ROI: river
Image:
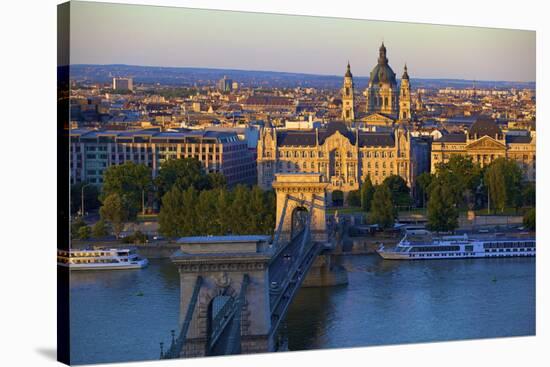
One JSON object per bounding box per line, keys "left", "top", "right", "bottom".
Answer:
{"left": 70, "top": 255, "right": 535, "bottom": 365}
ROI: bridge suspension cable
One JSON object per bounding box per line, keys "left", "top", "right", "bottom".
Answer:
{"left": 222, "top": 274, "right": 250, "bottom": 355}
{"left": 161, "top": 276, "right": 203, "bottom": 359}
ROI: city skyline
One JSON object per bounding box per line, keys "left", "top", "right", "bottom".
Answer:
{"left": 70, "top": 1, "right": 536, "bottom": 82}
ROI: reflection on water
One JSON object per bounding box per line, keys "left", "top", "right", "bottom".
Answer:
{"left": 70, "top": 256, "right": 535, "bottom": 364}
{"left": 285, "top": 255, "right": 535, "bottom": 351}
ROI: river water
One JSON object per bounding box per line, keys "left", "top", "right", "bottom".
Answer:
{"left": 70, "top": 255, "right": 535, "bottom": 365}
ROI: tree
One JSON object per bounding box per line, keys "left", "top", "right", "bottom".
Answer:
{"left": 522, "top": 182, "right": 536, "bottom": 207}
{"left": 158, "top": 187, "right": 185, "bottom": 238}
{"left": 180, "top": 186, "right": 199, "bottom": 236}
{"left": 77, "top": 225, "right": 91, "bottom": 240}
{"left": 248, "top": 186, "right": 267, "bottom": 233}
{"left": 101, "top": 162, "right": 152, "bottom": 219}
{"left": 99, "top": 193, "right": 128, "bottom": 238}
{"left": 435, "top": 155, "right": 482, "bottom": 209}
{"left": 383, "top": 175, "right": 411, "bottom": 207}
{"left": 426, "top": 180, "right": 458, "bottom": 232}
{"left": 216, "top": 188, "right": 233, "bottom": 235}
{"left": 484, "top": 158, "right": 523, "bottom": 212}
{"left": 369, "top": 185, "right": 396, "bottom": 229}
{"left": 71, "top": 217, "right": 87, "bottom": 239}
{"left": 523, "top": 208, "right": 535, "bottom": 231}
{"left": 229, "top": 185, "right": 251, "bottom": 234}
{"left": 122, "top": 230, "right": 148, "bottom": 244}
{"left": 155, "top": 158, "right": 210, "bottom": 200}
{"left": 360, "top": 175, "right": 375, "bottom": 212}
{"left": 416, "top": 172, "right": 433, "bottom": 208}
{"left": 195, "top": 189, "right": 220, "bottom": 235}
{"left": 347, "top": 190, "right": 361, "bottom": 207}
{"left": 262, "top": 190, "right": 276, "bottom": 236}
{"left": 207, "top": 172, "right": 227, "bottom": 189}
{"left": 92, "top": 219, "right": 109, "bottom": 238}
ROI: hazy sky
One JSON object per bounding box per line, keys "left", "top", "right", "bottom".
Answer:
{"left": 70, "top": 1, "right": 536, "bottom": 82}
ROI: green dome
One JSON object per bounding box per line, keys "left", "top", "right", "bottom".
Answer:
{"left": 369, "top": 43, "right": 397, "bottom": 86}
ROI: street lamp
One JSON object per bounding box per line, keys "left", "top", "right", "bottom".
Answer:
{"left": 81, "top": 183, "right": 92, "bottom": 218}
{"left": 142, "top": 188, "right": 146, "bottom": 216}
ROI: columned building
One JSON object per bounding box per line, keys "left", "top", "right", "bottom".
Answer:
{"left": 341, "top": 62, "right": 355, "bottom": 124}
{"left": 70, "top": 128, "right": 257, "bottom": 186}
{"left": 431, "top": 117, "right": 536, "bottom": 181}
{"left": 257, "top": 121, "right": 429, "bottom": 200}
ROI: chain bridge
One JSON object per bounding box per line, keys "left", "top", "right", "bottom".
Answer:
{"left": 160, "top": 173, "right": 347, "bottom": 359}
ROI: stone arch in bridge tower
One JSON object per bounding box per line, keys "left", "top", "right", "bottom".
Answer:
{"left": 172, "top": 236, "right": 274, "bottom": 358}
{"left": 272, "top": 173, "right": 330, "bottom": 243}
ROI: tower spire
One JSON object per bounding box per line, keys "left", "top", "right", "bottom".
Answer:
{"left": 402, "top": 63, "right": 409, "bottom": 80}
{"left": 378, "top": 42, "right": 388, "bottom": 65}
{"left": 345, "top": 61, "right": 352, "bottom": 77}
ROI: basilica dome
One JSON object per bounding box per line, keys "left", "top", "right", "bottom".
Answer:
{"left": 369, "top": 43, "right": 397, "bottom": 87}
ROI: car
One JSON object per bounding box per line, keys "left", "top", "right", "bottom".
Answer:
{"left": 270, "top": 281, "right": 281, "bottom": 292}
{"left": 153, "top": 235, "right": 164, "bottom": 241}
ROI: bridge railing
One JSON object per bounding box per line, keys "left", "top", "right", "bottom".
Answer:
{"left": 161, "top": 276, "right": 203, "bottom": 359}
{"left": 270, "top": 203, "right": 313, "bottom": 312}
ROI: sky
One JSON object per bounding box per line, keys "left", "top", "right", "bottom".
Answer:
{"left": 69, "top": 1, "right": 536, "bottom": 82}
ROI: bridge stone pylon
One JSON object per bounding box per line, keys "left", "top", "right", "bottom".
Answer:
{"left": 271, "top": 173, "right": 329, "bottom": 243}
{"left": 171, "top": 236, "right": 274, "bottom": 357}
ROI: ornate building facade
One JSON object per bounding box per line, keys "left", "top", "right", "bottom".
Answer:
{"left": 257, "top": 121, "right": 430, "bottom": 199}
{"left": 431, "top": 117, "right": 536, "bottom": 181}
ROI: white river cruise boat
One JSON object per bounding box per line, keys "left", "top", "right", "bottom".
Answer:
{"left": 57, "top": 247, "right": 149, "bottom": 270}
{"left": 377, "top": 232, "right": 535, "bottom": 260}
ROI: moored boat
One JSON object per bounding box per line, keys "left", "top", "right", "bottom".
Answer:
{"left": 377, "top": 231, "right": 535, "bottom": 260}
{"left": 57, "top": 247, "right": 149, "bottom": 270}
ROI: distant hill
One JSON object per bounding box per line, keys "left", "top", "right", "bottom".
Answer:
{"left": 68, "top": 64, "right": 536, "bottom": 91}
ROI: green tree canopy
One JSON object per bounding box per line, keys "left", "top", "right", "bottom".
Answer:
{"left": 155, "top": 158, "right": 211, "bottom": 199}
{"left": 435, "top": 155, "right": 482, "bottom": 208}
{"left": 92, "top": 219, "right": 109, "bottom": 238}
{"left": 383, "top": 175, "right": 411, "bottom": 207}
{"left": 416, "top": 172, "right": 433, "bottom": 208}
{"left": 158, "top": 185, "right": 275, "bottom": 239}
{"left": 346, "top": 190, "right": 361, "bottom": 207}
{"left": 101, "top": 162, "right": 152, "bottom": 219}
{"left": 369, "top": 184, "right": 396, "bottom": 229}
{"left": 360, "top": 175, "right": 375, "bottom": 212}
{"left": 484, "top": 158, "right": 523, "bottom": 212}
{"left": 207, "top": 172, "right": 227, "bottom": 189}
{"left": 158, "top": 186, "right": 185, "bottom": 238}
{"left": 99, "top": 193, "right": 128, "bottom": 238}
{"left": 522, "top": 182, "right": 536, "bottom": 207}
{"left": 71, "top": 217, "right": 87, "bottom": 239}
{"left": 77, "top": 225, "right": 91, "bottom": 240}
{"left": 523, "top": 208, "right": 535, "bottom": 231}
{"left": 426, "top": 180, "right": 459, "bottom": 232}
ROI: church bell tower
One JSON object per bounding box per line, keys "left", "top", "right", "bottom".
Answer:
{"left": 399, "top": 64, "right": 412, "bottom": 121}
{"left": 341, "top": 61, "right": 355, "bottom": 124}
